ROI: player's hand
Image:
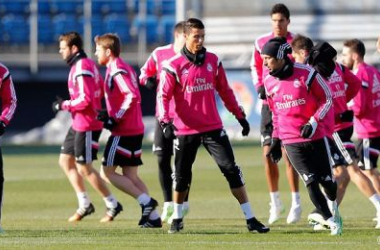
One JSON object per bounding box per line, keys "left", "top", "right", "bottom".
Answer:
{"left": 96, "top": 109, "right": 109, "bottom": 122}
{"left": 103, "top": 117, "right": 116, "bottom": 131}
{"left": 300, "top": 117, "right": 318, "bottom": 139}
{"left": 266, "top": 138, "right": 282, "bottom": 163}
{"left": 160, "top": 122, "right": 177, "bottom": 140}
{"left": 0, "top": 121, "right": 6, "bottom": 136}
{"left": 339, "top": 110, "right": 354, "bottom": 122}
{"left": 257, "top": 86, "right": 267, "bottom": 100}
{"left": 144, "top": 76, "right": 157, "bottom": 90}
{"left": 238, "top": 118, "right": 250, "bottom": 136}
{"left": 52, "top": 96, "right": 64, "bottom": 113}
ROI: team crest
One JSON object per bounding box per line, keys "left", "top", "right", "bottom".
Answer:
{"left": 294, "top": 79, "right": 301, "bottom": 88}
{"left": 207, "top": 63, "right": 213, "bottom": 72}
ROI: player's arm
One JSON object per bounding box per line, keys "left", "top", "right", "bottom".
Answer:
{"left": 0, "top": 72, "right": 17, "bottom": 125}
{"left": 157, "top": 68, "right": 175, "bottom": 124}
{"left": 310, "top": 72, "right": 333, "bottom": 122}
{"left": 61, "top": 74, "right": 92, "bottom": 112}
{"left": 341, "top": 64, "right": 361, "bottom": 102}
{"left": 139, "top": 53, "right": 158, "bottom": 89}
{"left": 250, "top": 44, "right": 266, "bottom": 99}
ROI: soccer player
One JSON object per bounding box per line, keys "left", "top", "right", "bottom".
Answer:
{"left": 262, "top": 37, "right": 342, "bottom": 235}
{"left": 0, "top": 61, "right": 17, "bottom": 233}
{"left": 250, "top": 3, "right": 301, "bottom": 224}
{"left": 94, "top": 33, "right": 161, "bottom": 228}
{"left": 293, "top": 36, "right": 380, "bottom": 229}
{"left": 139, "top": 21, "right": 189, "bottom": 223}
{"left": 342, "top": 39, "right": 380, "bottom": 199}
{"left": 158, "top": 18, "right": 269, "bottom": 234}
{"left": 52, "top": 31, "right": 122, "bottom": 222}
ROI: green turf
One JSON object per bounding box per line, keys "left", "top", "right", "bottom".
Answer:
{"left": 0, "top": 144, "right": 379, "bottom": 249}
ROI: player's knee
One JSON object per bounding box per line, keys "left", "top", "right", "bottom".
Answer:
{"left": 222, "top": 165, "right": 245, "bottom": 188}
{"left": 174, "top": 176, "right": 190, "bottom": 192}
{"left": 77, "top": 165, "right": 93, "bottom": 177}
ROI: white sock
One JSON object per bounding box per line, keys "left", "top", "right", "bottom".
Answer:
{"left": 291, "top": 192, "right": 300, "bottom": 207}
{"left": 103, "top": 194, "right": 118, "bottom": 208}
{"left": 183, "top": 201, "right": 189, "bottom": 211}
{"left": 172, "top": 203, "right": 183, "bottom": 219}
{"left": 137, "top": 193, "right": 151, "bottom": 206}
{"left": 163, "top": 201, "right": 173, "bottom": 209}
{"left": 149, "top": 210, "right": 160, "bottom": 220}
{"left": 369, "top": 194, "right": 380, "bottom": 214}
{"left": 240, "top": 202, "right": 255, "bottom": 219}
{"left": 269, "top": 191, "right": 281, "bottom": 206}
{"left": 77, "top": 192, "right": 90, "bottom": 208}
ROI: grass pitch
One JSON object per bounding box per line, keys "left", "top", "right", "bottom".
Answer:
{"left": 0, "top": 144, "right": 379, "bottom": 249}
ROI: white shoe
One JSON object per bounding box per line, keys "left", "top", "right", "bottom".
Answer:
{"left": 331, "top": 201, "right": 343, "bottom": 234}
{"left": 160, "top": 202, "right": 174, "bottom": 223}
{"left": 307, "top": 213, "right": 329, "bottom": 227}
{"left": 313, "top": 223, "right": 329, "bottom": 231}
{"left": 286, "top": 204, "right": 302, "bottom": 224}
{"left": 329, "top": 220, "right": 342, "bottom": 236}
{"left": 268, "top": 202, "right": 284, "bottom": 224}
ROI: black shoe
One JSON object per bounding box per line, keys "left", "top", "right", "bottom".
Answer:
{"left": 100, "top": 202, "right": 123, "bottom": 222}
{"left": 247, "top": 217, "right": 270, "bottom": 233}
{"left": 140, "top": 218, "right": 163, "bottom": 228}
{"left": 168, "top": 218, "right": 183, "bottom": 234}
{"left": 138, "top": 198, "right": 158, "bottom": 225}
{"left": 68, "top": 203, "right": 95, "bottom": 222}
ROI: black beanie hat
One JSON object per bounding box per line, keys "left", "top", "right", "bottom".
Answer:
{"left": 262, "top": 37, "right": 292, "bottom": 59}
{"left": 307, "top": 41, "right": 337, "bottom": 65}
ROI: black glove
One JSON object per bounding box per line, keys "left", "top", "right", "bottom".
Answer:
{"left": 339, "top": 110, "right": 354, "bottom": 122}
{"left": 266, "top": 138, "right": 282, "bottom": 163}
{"left": 238, "top": 118, "right": 250, "bottom": 136}
{"left": 0, "top": 121, "right": 6, "bottom": 136}
{"left": 96, "top": 109, "right": 116, "bottom": 131}
{"left": 257, "top": 86, "right": 267, "bottom": 100}
{"left": 144, "top": 76, "right": 157, "bottom": 90}
{"left": 300, "top": 122, "right": 317, "bottom": 138}
{"left": 52, "top": 96, "right": 64, "bottom": 113}
{"left": 160, "top": 122, "right": 177, "bottom": 140}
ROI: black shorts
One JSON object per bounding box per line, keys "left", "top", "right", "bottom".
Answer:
{"left": 153, "top": 119, "right": 173, "bottom": 156}
{"left": 260, "top": 104, "right": 273, "bottom": 146}
{"left": 102, "top": 134, "right": 144, "bottom": 167}
{"left": 329, "top": 133, "right": 353, "bottom": 168}
{"left": 174, "top": 129, "right": 245, "bottom": 189}
{"left": 61, "top": 127, "right": 101, "bottom": 164}
{"left": 283, "top": 138, "right": 333, "bottom": 186}
{"left": 336, "top": 126, "right": 358, "bottom": 161}
{"left": 356, "top": 137, "right": 380, "bottom": 170}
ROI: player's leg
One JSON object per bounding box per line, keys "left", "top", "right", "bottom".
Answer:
{"left": 357, "top": 138, "right": 380, "bottom": 194}
{"left": 168, "top": 134, "right": 199, "bottom": 233}
{"left": 153, "top": 120, "right": 174, "bottom": 222}
{"left": 202, "top": 129, "right": 269, "bottom": 233}
{"left": 261, "top": 104, "right": 283, "bottom": 224}
{"left": 74, "top": 130, "right": 120, "bottom": 221}
{"left": 283, "top": 152, "right": 302, "bottom": 224}
{"left": 59, "top": 127, "right": 93, "bottom": 222}
{"left": 0, "top": 147, "right": 4, "bottom": 233}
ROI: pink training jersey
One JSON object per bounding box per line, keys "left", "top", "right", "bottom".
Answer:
{"left": 351, "top": 62, "right": 380, "bottom": 138}
{"left": 61, "top": 57, "right": 104, "bottom": 132}
{"left": 104, "top": 57, "right": 144, "bottom": 136}
{"left": 158, "top": 50, "right": 244, "bottom": 135}
{"left": 139, "top": 44, "right": 177, "bottom": 118}
{"left": 265, "top": 63, "right": 333, "bottom": 145}
{"left": 328, "top": 63, "right": 360, "bottom": 132}
{"left": 0, "top": 63, "right": 17, "bottom": 125}
{"left": 250, "top": 31, "right": 295, "bottom": 104}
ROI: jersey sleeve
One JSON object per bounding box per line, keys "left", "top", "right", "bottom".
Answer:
{"left": 250, "top": 43, "right": 264, "bottom": 90}
{"left": 310, "top": 73, "right": 333, "bottom": 122}
{"left": 157, "top": 67, "right": 176, "bottom": 123}
{"left": 139, "top": 52, "right": 158, "bottom": 87}
{"left": 61, "top": 74, "right": 93, "bottom": 112}
{"left": 0, "top": 72, "right": 17, "bottom": 124}
{"left": 341, "top": 64, "right": 361, "bottom": 102}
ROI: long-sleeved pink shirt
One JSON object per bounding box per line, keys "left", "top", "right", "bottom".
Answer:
{"left": 139, "top": 44, "right": 177, "bottom": 118}
{"left": 265, "top": 63, "right": 333, "bottom": 144}
{"left": 61, "top": 57, "right": 104, "bottom": 132}
{"left": 351, "top": 62, "right": 380, "bottom": 138}
{"left": 104, "top": 57, "right": 144, "bottom": 136}
{"left": 158, "top": 50, "right": 244, "bottom": 135}
{"left": 0, "top": 63, "right": 17, "bottom": 125}
{"left": 250, "top": 32, "right": 295, "bottom": 104}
